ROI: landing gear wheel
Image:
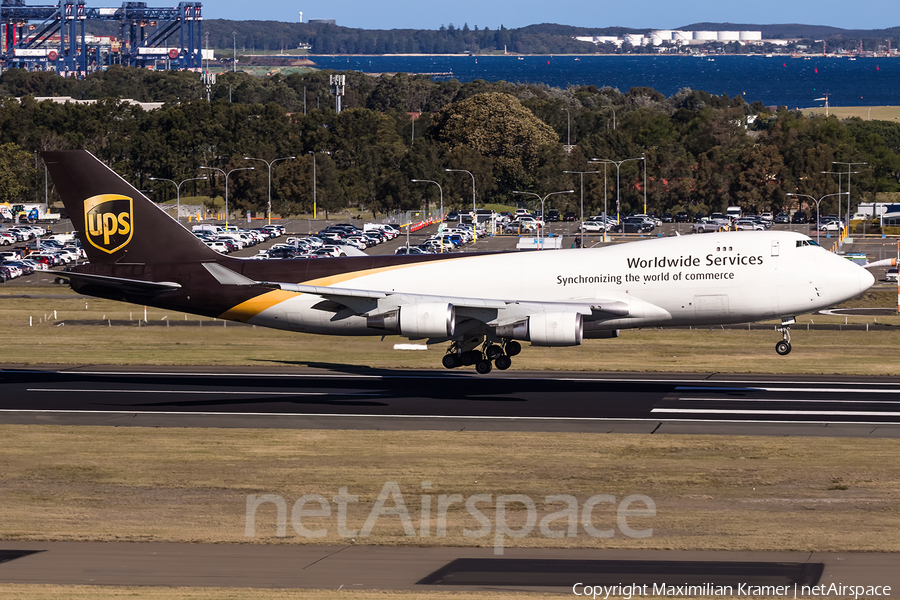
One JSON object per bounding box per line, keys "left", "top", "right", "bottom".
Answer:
{"left": 460, "top": 350, "right": 480, "bottom": 366}
{"left": 505, "top": 341, "right": 522, "bottom": 357}
{"left": 495, "top": 355, "right": 512, "bottom": 370}
{"left": 442, "top": 353, "right": 461, "bottom": 369}
{"left": 485, "top": 344, "right": 503, "bottom": 360}
{"left": 475, "top": 359, "right": 493, "bottom": 374}
{"left": 775, "top": 341, "right": 792, "bottom": 356}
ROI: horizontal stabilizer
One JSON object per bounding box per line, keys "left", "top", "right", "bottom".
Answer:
{"left": 57, "top": 271, "right": 181, "bottom": 295}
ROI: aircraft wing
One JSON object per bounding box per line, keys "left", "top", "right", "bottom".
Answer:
{"left": 201, "top": 261, "right": 632, "bottom": 320}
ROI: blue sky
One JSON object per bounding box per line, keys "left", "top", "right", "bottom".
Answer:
{"left": 206, "top": 0, "right": 896, "bottom": 31}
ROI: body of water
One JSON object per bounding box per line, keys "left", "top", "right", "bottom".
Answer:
{"left": 309, "top": 54, "right": 898, "bottom": 109}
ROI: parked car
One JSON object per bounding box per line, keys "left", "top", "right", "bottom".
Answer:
{"left": 692, "top": 219, "right": 730, "bottom": 233}
{"left": 886, "top": 268, "right": 899, "bottom": 283}
{"left": 674, "top": 211, "right": 690, "bottom": 223}
{"left": 774, "top": 212, "right": 790, "bottom": 224}
{"left": 563, "top": 211, "right": 576, "bottom": 222}
{"left": 546, "top": 209, "right": 561, "bottom": 222}
{"left": 791, "top": 212, "right": 808, "bottom": 224}
{"left": 578, "top": 221, "right": 606, "bottom": 233}
{"left": 395, "top": 246, "right": 428, "bottom": 255}
{"left": 734, "top": 219, "right": 765, "bottom": 231}
{"left": 616, "top": 218, "right": 653, "bottom": 234}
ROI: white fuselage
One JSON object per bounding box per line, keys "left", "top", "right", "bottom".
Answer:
{"left": 245, "top": 231, "right": 874, "bottom": 337}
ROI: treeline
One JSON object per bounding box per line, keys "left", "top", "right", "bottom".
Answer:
{"left": 0, "top": 66, "right": 898, "bottom": 219}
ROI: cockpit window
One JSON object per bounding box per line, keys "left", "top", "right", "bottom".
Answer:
{"left": 796, "top": 239, "right": 819, "bottom": 247}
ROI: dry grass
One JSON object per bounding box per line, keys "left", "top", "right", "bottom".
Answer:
{"left": 0, "top": 587, "right": 567, "bottom": 600}
{"left": 2, "top": 426, "right": 898, "bottom": 552}
{"left": 800, "top": 105, "right": 900, "bottom": 122}
{"left": 0, "top": 287, "right": 898, "bottom": 374}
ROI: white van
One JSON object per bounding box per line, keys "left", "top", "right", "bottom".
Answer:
{"left": 726, "top": 206, "right": 743, "bottom": 220}
{"left": 193, "top": 224, "right": 223, "bottom": 235}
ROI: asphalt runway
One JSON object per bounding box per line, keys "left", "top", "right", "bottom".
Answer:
{"left": 2, "top": 365, "right": 900, "bottom": 437}
{"left": 1, "top": 543, "right": 898, "bottom": 592}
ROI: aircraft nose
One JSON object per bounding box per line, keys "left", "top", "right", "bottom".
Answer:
{"left": 860, "top": 266, "right": 875, "bottom": 294}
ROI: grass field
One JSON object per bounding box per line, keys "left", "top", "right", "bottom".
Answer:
{"left": 0, "top": 587, "right": 566, "bottom": 599}
{"left": 800, "top": 105, "right": 900, "bottom": 121}
{"left": 2, "top": 426, "right": 898, "bottom": 552}
{"left": 0, "top": 287, "right": 898, "bottom": 373}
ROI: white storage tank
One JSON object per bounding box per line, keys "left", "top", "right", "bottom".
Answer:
{"left": 719, "top": 31, "right": 741, "bottom": 41}
{"left": 672, "top": 31, "right": 693, "bottom": 42}
{"left": 694, "top": 31, "right": 717, "bottom": 41}
{"left": 624, "top": 34, "right": 645, "bottom": 46}
{"left": 740, "top": 31, "right": 763, "bottom": 41}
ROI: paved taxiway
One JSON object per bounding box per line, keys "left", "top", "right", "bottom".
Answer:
{"left": 2, "top": 365, "right": 900, "bottom": 437}
{"left": 1, "top": 543, "right": 898, "bottom": 592}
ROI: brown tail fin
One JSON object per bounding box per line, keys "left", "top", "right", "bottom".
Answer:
{"left": 42, "top": 150, "right": 218, "bottom": 265}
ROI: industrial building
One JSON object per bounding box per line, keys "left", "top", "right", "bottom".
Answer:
{"left": 0, "top": 0, "right": 204, "bottom": 75}
{"left": 576, "top": 29, "right": 768, "bottom": 49}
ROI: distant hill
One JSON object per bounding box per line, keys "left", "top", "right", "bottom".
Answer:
{"left": 85, "top": 20, "right": 899, "bottom": 54}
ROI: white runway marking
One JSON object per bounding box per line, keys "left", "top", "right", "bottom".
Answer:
{"left": 677, "top": 397, "right": 900, "bottom": 404}
{"left": 654, "top": 408, "right": 900, "bottom": 417}
{"left": 25, "top": 388, "right": 376, "bottom": 396}
{"left": 675, "top": 386, "right": 900, "bottom": 394}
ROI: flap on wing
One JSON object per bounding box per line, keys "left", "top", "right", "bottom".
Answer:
{"left": 58, "top": 271, "right": 181, "bottom": 295}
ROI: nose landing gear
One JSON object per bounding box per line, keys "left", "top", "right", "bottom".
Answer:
{"left": 775, "top": 317, "right": 795, "bottom": 356}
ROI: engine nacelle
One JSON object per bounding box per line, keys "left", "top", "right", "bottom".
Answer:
{"left": 495, "top": 312, "right": 583, "bottom": 347}
{"left": 366, "top": 303, "right": 455, "bottom": 338}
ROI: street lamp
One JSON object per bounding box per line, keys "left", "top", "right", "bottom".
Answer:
{"left": 832, "top": 161, "right": 867, "bottom": 231}
{"left": 308, "top": 151, "right": 330, "bottom": 220}
{"left": 445, "top": 168, "right": 475, "bottom": 240}
{"left": 560, "top": 107, "right": 571, "bottom": 147}
{"left": 411, "top": 179, "right": 443, "bottom": 252}
{"left": 200, "top": 166, "right": 254, "bottom": 230}
{"left": 243, "top": 155, "right": 296, "bottom": 225}
{"left": 563, "top": 170, "right": 599, "bottom": 248}
{"left": 149, "top": 175, "right": 207, "bottom": 223}
{"left": 590, "top": 156, "right": 644, "bottom": 224}
{"left": 512, "top": 190, "right": 574, "bottom": 248}
{"left": 786, "top": 192, "right": 848, "bottom": 245}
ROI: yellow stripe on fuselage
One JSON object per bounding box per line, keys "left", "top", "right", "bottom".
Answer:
{"left": 216, "top": 257, "right": 466, "bottom": 322}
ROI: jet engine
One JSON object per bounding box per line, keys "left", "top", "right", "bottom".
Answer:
{"left": 495, "top": 312, "right": 583, "bottom": 346}
{"left": 366, "top": 303, "right": 456, "bottom": 338}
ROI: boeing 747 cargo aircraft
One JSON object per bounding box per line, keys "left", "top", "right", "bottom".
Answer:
{"left": 44, "top": 151, "right": 874, "bottom": 374}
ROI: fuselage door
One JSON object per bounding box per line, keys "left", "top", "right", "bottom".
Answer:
{"left": 771, "top": 240, "right": 780, "bottom": 257}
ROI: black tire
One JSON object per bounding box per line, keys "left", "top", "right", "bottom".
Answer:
{"left": 505, "top": 341, "right": 522, "bottom": 357}
{"left": 485, "top": 344, "right": 503, "bottom": 360}
{"left": 495, "top": 355, "right": 512, "bottom": 370}
{"left": 475, "top": 360, "right": 493, "bottom": 374}
{"left": 775, "top": 341, "right": 792, "bottom": 356}
{"left": 442, "top": 354, "right": 460, "bottom": 369}
{"left": 460, "top": 350, "right": 480, "bottom": 366}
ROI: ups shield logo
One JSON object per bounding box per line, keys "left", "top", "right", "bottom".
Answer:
{"left": 84, "top": 194, "right": 133, "bottom": 254}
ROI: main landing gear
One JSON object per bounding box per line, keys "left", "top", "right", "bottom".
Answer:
{"left": 775, "top": 317, "right": 795, "bottom": 356}
{"left": 442, "top": 338, "right": 522, "bottom": 373}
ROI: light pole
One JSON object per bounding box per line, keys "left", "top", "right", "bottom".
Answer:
{"left": 591, "top": 156, "right": 644, "bottom": 224}
{"left": 243, "top": 155, "right": 296, "bottom": 225}
{"left": 602, "top": 106, "right": 616, "bottom": 130}
{"left": 786, "top": 192, "right": 848, "bottom": 245}
{"left": 200, "top": 166, "right": 254, "bottom": 230}
{"left": 563, "top": 170, "right": 599, "bottom": 248}
{"left": 444, "top": 168, "right": 475, "bottom": 239}
{"left": 308, "top": 151, "right": 329, "bottom": 220}
{"left": 411, "top": 179, "right": 443, "bottom": 252}
{"left": 512, "top": 190, "right": 574, "bottom": 248}
{"left": 833, "top": 161, "right": 867, "bottom": 231}
{"left": 149, "top": 175, "right": 207, "bottom": 223}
